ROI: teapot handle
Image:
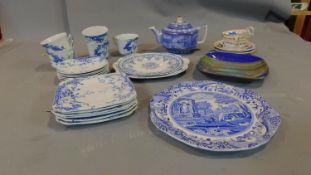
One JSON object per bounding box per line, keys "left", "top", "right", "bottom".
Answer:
{"left": 68, "top": 34, "right": 74, "bottom": 47}
{"left": 197, "top": 24, "right": 208, "bottom": 44}
{"left": 247, "top": 26, "right": 255, "bottom": 36}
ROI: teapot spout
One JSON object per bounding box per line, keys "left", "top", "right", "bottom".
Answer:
{"left": 149, "top": 26, "right": 162, "bottom": 44}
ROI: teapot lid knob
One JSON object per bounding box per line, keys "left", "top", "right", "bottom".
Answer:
{"left": 177, "top": 16, "right": 184, "bottom": 23}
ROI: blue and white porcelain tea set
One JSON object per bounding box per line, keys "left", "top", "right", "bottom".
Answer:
{"left": 40, "top": 17, "right": 280, "bottom": 152}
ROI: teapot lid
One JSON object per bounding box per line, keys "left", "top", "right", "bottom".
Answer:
{"left": 163, "top": 17, "right": 197, "bottom": 34}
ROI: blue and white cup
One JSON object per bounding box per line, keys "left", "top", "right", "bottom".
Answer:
{"left": 82, "top": 26, "right": 109, "bottom": 58}
{"left": 40, "top": 32, "right": 74, "bottom": 66}
{"left": 113, "top": 34, "right": 138, "bottom": 55}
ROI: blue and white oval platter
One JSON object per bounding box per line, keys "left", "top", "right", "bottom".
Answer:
{"left": 150, "top": 81, "right": 281, "bottom": 152}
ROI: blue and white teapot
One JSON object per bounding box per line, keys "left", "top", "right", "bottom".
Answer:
{"left": 149, "top": 16, "right": 208, "bottom": 54}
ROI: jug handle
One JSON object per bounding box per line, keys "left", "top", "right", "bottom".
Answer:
{"left": 68, "top": 34, "right": 74, "bottom": 47}
{"left": 197, "top": 24, "right": 208, "bottom": 44}
{"left": 112, "top": 36, "right": 118, "bottom": 46}
{"left": 247, "top": 26, "right": 255, "bottom": 36}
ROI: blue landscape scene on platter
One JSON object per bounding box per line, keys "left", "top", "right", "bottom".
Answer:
{"left": 150, "top": 80, "right": 281, "bottom": 151}
{"left": 170, "top": 92, "right": 253, "bottom": 137}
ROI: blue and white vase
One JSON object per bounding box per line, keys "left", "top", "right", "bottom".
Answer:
{"left": 149, "top": 16, "right": 208, "bottom": 54}
{"left": 82, "top": 26, "right": 109, "bottom": 58}
{"left": 113, "top": 34, "right": 138, "bottom": 55}
{"left": 40, "top": 32, "right": 74, "bottom": 67}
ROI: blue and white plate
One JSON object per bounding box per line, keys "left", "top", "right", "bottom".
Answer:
{"left": 114, "top": 57, "right": 190, "bottom": 79}
{"left": 55, "top": 55, "right": 108, "bottom": 75}
{"left": 150, "top": 81, "right": 281, "bottom": 152}
{"left": 52, "top": 73, "right": 136, "bottom": 114}
{"left": 53, "top": 99, "right": 138, "bottom": 118}
{"left": 56, "top": 64, "right": 109, "bottom": 80}
{"left": 114, "top": 53, "right": 185, "bottom": 78}
{"left": 55, "top": 106, "right": 137, "bottom": 126}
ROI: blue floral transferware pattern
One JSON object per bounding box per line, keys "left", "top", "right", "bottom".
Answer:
{"left": 52, "top": 73, "right": 136, "bottom": 113}
{"left": 123, "top": 38, "right": 138, "bottom": 53}
{"left": 114, "top": 53, "right": 185, "bottom": 77}
{"left": 150, "top": 81, "right": 281, "bottom": 152}
{"left": 55, "top": 55, "right": 108, "bottom": 75}
{"left": 84, "top": 34, "right": 109, "bottom": 58}
{"left": 42, "top": 43, "right": 74, "bottom": 64}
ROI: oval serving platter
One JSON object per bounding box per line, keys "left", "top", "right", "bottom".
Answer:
{"left": 150, "top": 81, "right": 281, "bottom": 152}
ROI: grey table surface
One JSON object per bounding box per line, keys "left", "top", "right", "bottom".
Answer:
{"left": 1, "top": 21, "right": 311, "bottom": 175}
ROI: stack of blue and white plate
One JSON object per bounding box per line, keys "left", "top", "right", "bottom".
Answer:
{"left": 55, "top": 55, "right": 109, "bottom": 80}
{"left": 113, "top": 53, "right": 189, "bottom": 79}
{"left": 52, "top": 73, "right": 138, "bottom": 125}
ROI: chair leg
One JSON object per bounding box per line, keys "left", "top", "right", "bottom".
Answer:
{"left": 294, "top": 15, "right": 306, "bottom": 36}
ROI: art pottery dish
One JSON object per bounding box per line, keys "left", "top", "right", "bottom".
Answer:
{"left": 52, "top": 73, "right": 138, "bottom": 125}
{"left": 113, "top": 53, "right": 190, "bottom": 79}
{"left": 197, "top": 51, "right": 269, "bottom": 80}
{"left": 149, "top": 16, "right": 208, "bottom": 54}
{"left": 150, "top": 81, "right": 281, "bottom": 152}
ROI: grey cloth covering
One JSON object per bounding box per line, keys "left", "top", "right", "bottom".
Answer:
{"left": 1, "top": 0, "right": 311, "bottom": 175}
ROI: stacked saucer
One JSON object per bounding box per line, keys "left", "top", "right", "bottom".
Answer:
{"left": 113, "top": 53, "right": 190, "bottom": 79}
{"left": 197, "top": 51, "right": 269, "bottom": 80}
{"left": 52, "top": 73, "right": 138, "bottom": 125}
{"left": 213, "top": 26, "right": 256, "bottom": 53}
{"left": 55, "top": 55, "right": 109, "bottom": 80}
{"left": 213, "top": 40, "right": 256, "bottom": 53}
